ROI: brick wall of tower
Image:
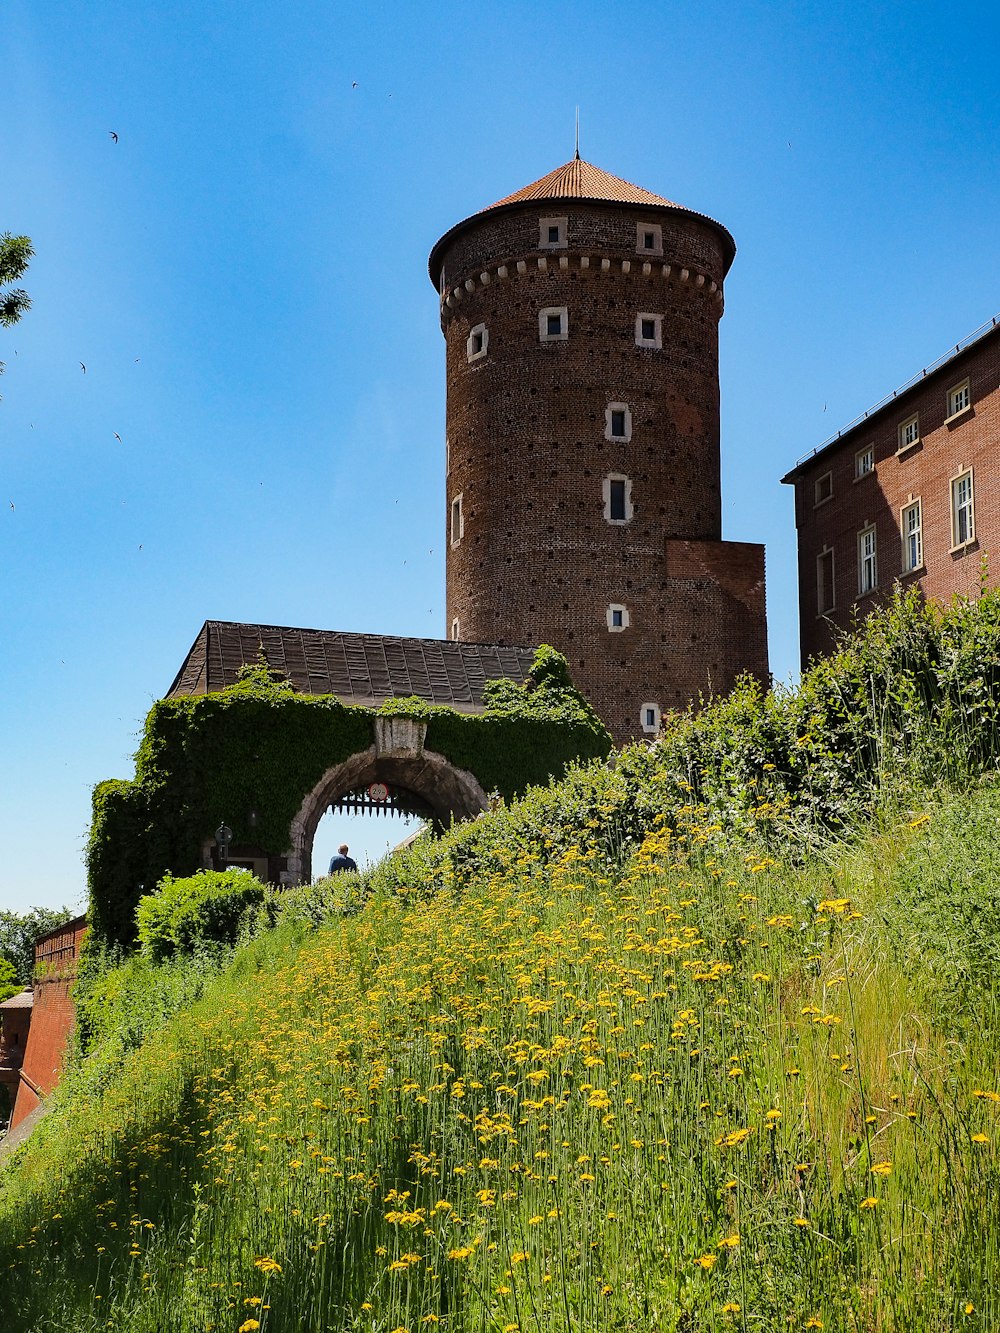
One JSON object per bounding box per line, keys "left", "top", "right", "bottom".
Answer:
{"left": 787, "top": 324, "right": 1000, "bottom": 665}
{"left": 436, "top": 198, "right": 768, "bottom": 743}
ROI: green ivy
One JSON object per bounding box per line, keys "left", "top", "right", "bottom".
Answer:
{"left": 86, "top": 647, "right": 610, "bottom": 949}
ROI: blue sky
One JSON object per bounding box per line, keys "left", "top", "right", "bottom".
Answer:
{"left": 3, "top": 0, "right": 999, "bottom": 912}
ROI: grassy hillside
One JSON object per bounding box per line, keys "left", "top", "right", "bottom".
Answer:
{"left": 2, "top": 588, "right": 1000, "bottom": 1332}
{"left": 2, "top": 784, "right": 1000, "bottom": 1331}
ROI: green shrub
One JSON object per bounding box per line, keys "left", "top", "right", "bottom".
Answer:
{"left": 136, "top": 869, "right": 270, "bottom": 962}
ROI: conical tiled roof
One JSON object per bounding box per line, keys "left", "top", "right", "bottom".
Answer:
{"left": 487, "top": 157, "right": 681, "bottom": 210}
{"left": 429, "top": 157, "right": 734, "bottom": 280}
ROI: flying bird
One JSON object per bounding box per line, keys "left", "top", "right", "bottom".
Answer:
{"left": 114, "top": 432, "right": 122, "bottom": 443}
{"left": 109, "top": 131, "right": 118, "bottom": 143}
{"left": 352, "top": 81, "right": 358, "bottom": 88}
{"left": 80, "top": 362, "right": 86, "bottom": 373}
{"left": 8, "top": 501, "right": 13, "bottom": 511}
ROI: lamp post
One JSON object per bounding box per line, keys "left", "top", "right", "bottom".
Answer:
{"left": 215, "top": 822, "right": 233, "bottom": 862}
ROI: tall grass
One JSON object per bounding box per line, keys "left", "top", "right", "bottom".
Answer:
{"left": 2, "top": 786, "right": 999, "bottom": 1331}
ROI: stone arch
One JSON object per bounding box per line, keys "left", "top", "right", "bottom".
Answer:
{"left": 286, "top": 718, "right": 488, "bottom": 883}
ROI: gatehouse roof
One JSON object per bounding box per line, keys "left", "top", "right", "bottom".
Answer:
{"left": 166, "top": 621, "right": 538, "bottom": 713}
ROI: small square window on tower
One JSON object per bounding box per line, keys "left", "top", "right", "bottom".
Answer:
{"left": 636, "top": 222, "right": 663, "bottom": 255}
{"left": 603, "top": 474, "right": 633, "bottom": 524}
{"left": 539, "top": 307, "right": 569, "bottom": 342}
{"left": 450, "top": 493, "right": 464, "bottom": 547}
{"left": 466, "top": 323, "right": 489, "bottom": 363}
{"left": 539, "top": 216, "right": 568, "bottom": 249}
{"left": 640, "top": 702, "right": 661, "bottom": 734}
{"left": 605, "top": 402, "right": 633, "bottom": 442}
{"left": 947, "top": 378, "right": 971, "bottom": 420}
{"left": 606, "top": 603, "right": 630, "bottom": 632}
{"left": 635, "top": 313, "right": 663, "bottom": 349}
{"left": 813, "top": 471, "right": 833, "bottom": 506}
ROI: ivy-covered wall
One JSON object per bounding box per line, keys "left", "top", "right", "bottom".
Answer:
{"left": 87, "top": 647, "right": 611, "bottom": 948}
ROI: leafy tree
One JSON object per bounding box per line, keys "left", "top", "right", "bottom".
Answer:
{"left": 0, "top": 907, "right": 75, "bottom": 986}
{"left": 0, "top": 232, "right": 33, "bottom": 390}
{"left": 0, "top": 957, "right": 18, "bottom": 1004}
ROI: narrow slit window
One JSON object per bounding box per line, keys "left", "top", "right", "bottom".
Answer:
{"left": 951, "top": 470, "right": 975, "bottom": 547}
{"left": 816, "top": 548, "right": 835, "bottom": 613}
{"left": 450, "top": 494, "right": 464, "bottom": 547}
{"left": 901, "top": 500, "right": 922, "bottom": 572}
{"left": 605, "top": 403, "right": 632, "bottom": 441}
{"left": 640, "top": 702, "right": 661, "bottom": 734}
{"left": 858, "top": 525, "right": 877, "bottom": 595}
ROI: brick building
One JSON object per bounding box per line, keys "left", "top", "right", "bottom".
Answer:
{"left": 783, "top": 315, "right": 1000, "bottom": 664}
{"left": 429, "top": 156, "right": 768, "bottom": 743}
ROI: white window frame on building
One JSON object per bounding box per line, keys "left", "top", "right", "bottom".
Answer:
{"left": 900, "top": 498, "right": 923, "bottom": 573}
{"left": 451, "top": 618, "right": 460, "bottom": 641}
{"left": 539, "top": 307, "right": 569, "bottom": 342}
{"left": 445, "top": 437, "right": 450, "bottom": 477}
{"left": 857, "top": 524, "right": 878, "bottom": 596}
{"left": 606, "top": 603, "right": 630, "bottom": 632}
{"left": 466, "top": 323, "right": 489, "bottom": 363}
{"left": 450, "top": 493, "right": 464, "bottom": 547}
{"left": 946, "top": 378, "right": 971, "bottom": 420}
{"left": 605, "top": 402, "right": 633, "bottom": 442}
{"left": 897, "top": 413, "right": 920, "bottom": 454}
{"left": 813, "top": 471, "right": 833, "bottom": 506}
{"left": 539, "top": 216, "right": 568, "bottom": 249}
{"left": 855, "top": 444, "right": 874, "bottom": 479}
{"left": 640, "top": 702, "right": 661, "bottom": 735}
{"left": 635, "top": 312, "right": 663, "bottom": 349}
{"left": 635, "top": 222, "right": 663, "bottom": 255}
{"left": 950, "top": 467, "right": 975, "bottom": 549}
{"left": 603, "top": 473, "right": 634, "bottom": 524}
{"left": 816, "top": 546, "right": 835, "bottom": 615}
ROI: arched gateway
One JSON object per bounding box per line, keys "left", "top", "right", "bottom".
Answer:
{"left": 287, "top": 717, "right": 489, "bottom": 883}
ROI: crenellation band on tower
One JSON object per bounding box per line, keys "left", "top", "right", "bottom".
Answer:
{"left": 429, "top": 158, "right": 768, "bottom": 743}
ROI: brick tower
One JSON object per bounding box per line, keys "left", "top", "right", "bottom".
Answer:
{"left": 429, "top": 157, "right": 768, "bottom": 743}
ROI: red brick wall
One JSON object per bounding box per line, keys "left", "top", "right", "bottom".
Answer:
{"left": 434, "top": 199, "right": 768, "bottom": 742}
{"left": 786, "top": 325, "right": 1000, "bottom": 664}
{"left": 10, "top": 917, "right": 87, "bottom": 1130}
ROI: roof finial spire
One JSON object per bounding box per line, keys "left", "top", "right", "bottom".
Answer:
{"left": 574, "top": 106, "right": 580, "bottom": 160}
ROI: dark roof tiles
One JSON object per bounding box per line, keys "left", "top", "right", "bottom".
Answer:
{"left": 166, "top": 621, "right": 537, "bottom": 713}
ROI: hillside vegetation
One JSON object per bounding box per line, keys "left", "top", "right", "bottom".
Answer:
{"left": 2, "top": 588, "right": 1000, "bottom": 1332}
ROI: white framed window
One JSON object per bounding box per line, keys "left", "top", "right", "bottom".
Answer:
{"left": 947, "top": 378, "right": 971, "bottom": 420}
{"left": 814, "top": 471, "right": 833, "bottom": 506}
{"left": 605, "top": 402, "right": 633, "bottom": 442}
{"left": 951, "top": 468, "right": 975, "bottom": 548}
{"left": 855, "top": 444, "right": 874, "bottom": 479}
{"left": 607, "top": 603, "right": 630, "bottom": 632}
{"left": 451, "top": 618, "right": 460, "bottom": 641}
{"left": 450, "top": 493, "right": 464, "bottom": 547}
{"left": 635, "top": 313, "right": 663, "bottom": 349}
{"left": 603, "top": 474, "right": 633, "bottom": 524}
{"left": 897, "top": 413, "right": 920, "bottom": 454}
{"left": 858, "top": 525, "right": 877, "bottom": 596}
{"left": 901, "top": 499, "right": 923, "bottom": 573}
{"left": 816, "top": 547, "right": 835, "bottom": 614}
{"left": 466, "top": 323, "right": 488, "bottom": 362}
{"left": 640, "top": 702, "right": 661, "bottom": 735}
{"left": 636, "top": 222, "right": 663, "bottom": 255}
{"left": 539, "top": 307, "right": 568, "bottom": 342}
{"left": 539, "top": 216, "right": 568, "bottom": 249}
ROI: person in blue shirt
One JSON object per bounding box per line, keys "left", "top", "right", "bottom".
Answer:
{"left": 328, "top": 843, "right": 358, "bottom": 874}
